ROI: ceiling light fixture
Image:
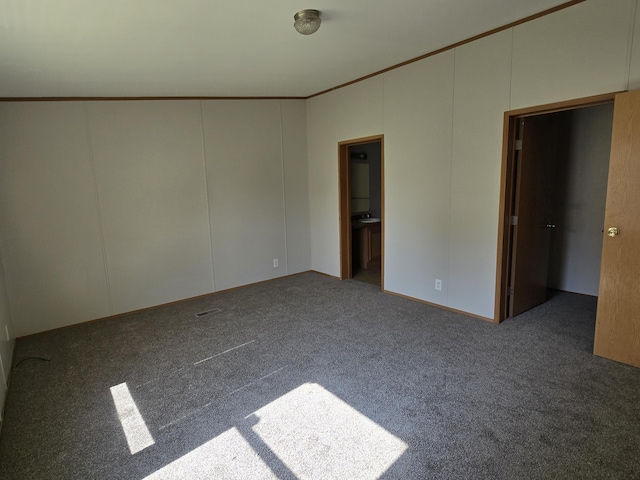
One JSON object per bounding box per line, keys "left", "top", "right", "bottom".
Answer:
{"left": 294, "top": 9, "right": 321, "bottom": 35}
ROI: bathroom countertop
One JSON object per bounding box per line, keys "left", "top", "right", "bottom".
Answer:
{"left": 352, "top": 220, "right": 381, "bottom": 229}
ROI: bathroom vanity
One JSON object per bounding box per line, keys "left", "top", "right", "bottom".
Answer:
{"left": 353, "top": 220, "right": 381, "bottom": 270}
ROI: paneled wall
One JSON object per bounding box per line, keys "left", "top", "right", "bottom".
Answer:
{"left": 308, "top": 0, "right": 638, "bottom": 319}
{"left": 448, "top": 30, "right": 512, "bottom": 316}
{"left": 0, "top": 102, "right": 112, "bottom": 334}
{"left": 308, "top": 76, "right": 384, "bottom": 275}
{"left": 0, "top": 99, "right": 309, "bottom": 337}
{"left": 88, "top": 101, "right": 213, "bottom": 314}
{"left": 202, "top": 101, "right": 287, "bottom": 291}
{"left": 510, "top": 0, "right": 635, "bottom": 109}
{"left": 0, "top": 246, "right": 14, "bottom": 425}
{"left": 630, "top": 2, "right": 640, "bottom": 91}
{"left": 382, "top": 52, "right": 454, "bottom": 304}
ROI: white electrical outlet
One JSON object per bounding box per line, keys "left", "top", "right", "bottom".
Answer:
{"left": 4, "top": 325, "right": 8, "bottom": 342}
{"left": 273, "top": 259, "right": 279, "bottom": 268}
{"left": 435, "top": 279, "right": 442, "bottom": 291}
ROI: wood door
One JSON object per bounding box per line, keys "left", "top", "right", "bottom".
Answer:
{"left": 594, "top": 90, "right": 640, "bottom": 368}
{"left": 509, "top": 115, "right": 559, "bottom": 316}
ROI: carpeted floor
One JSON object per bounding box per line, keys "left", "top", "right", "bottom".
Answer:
{"left": 0, "top": 272, "right": 639, "bottom": 479}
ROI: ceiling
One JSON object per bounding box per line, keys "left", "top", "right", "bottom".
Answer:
{"left": 0, "top": 0, "right": 574, "bottom": 98}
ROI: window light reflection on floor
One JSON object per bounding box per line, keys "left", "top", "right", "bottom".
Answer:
{"left": 144, "top": 426, "right": 275, "bottom": 479}
{"left": 143, "top": 383, "right": 407, "bottom": 479}
{"left": 110, "top": 382, "right": 155, "bottom": 455}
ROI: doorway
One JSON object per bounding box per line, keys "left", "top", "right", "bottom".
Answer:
{"left": 495, "top": 93, "right": 616, "bottom": 323}
{"left": 498, "top": 90, "right": 640, "bottom": 369}
{"left": 338, "top": 135, "right": 384, "bottom": 288}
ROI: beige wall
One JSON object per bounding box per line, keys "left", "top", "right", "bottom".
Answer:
{"left": 0, "top": 245, "right": 14, "bottom": 425}
{"left": 382, "top": 52, "right": 454, "bottom": 304}
{"left": 88, "top": 100, "right": 214, "bottom": 314}
{"left": 630, "top": 2, "right": 640, "bottom": 91}
{"left": 449, "top": 30, "right": 512, "bottom": 315}
{"left": 308, "top": 76, "right": 384, "bottom": 275}
{"left": 510, "top": 1, "right": 636, "bottom": 109}
{"left": 308, "top": 0, "right": 638, "bottom": 319}
{"left": 1, "top": 0, "right": 639, "bottom": 342}
{"left": 0, "top": 100, "right": 310, "bottom": 336}
{"left": 0, "top": 102, "right": 112, "bottom": 335}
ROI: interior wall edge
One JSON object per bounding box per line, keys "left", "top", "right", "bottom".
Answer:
{"left": 0, "top": 239, "right": 16, "bottom": 426}
{"left": 0, "top": 244, "right": 15, "bottom": 346}
{"left": 309, "top": 270, "right": 340, "bottom": 281}
{"left": 280, "top": 99, "right": 312, "bottom": 275}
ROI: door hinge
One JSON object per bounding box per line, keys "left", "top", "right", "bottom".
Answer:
{"left": 511, "top": 215, "right": 518, "bottom": 226}
{"left": 508, "top": 287, "right": 514, "bottom": 296}
{"left": 515, "top": 139, "right": 523, "bottom": 151}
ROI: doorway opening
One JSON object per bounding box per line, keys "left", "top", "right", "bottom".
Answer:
{"left": 495, "top": 93, "right": 616, "bottom": 323}
{"left": 338, "top": 135, "right": 384, "bottom": 288}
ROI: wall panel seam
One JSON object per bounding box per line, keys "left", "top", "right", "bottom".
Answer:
{"left": 304, "top": 102, "right": 314, "bottom": 269}
{"left": 278, "top": 101, "right": 290, "bottom": 276}
{"left": 508, "top": 28, "right": 515, "bottom": 110}
{"left": 446, "top": 50, "right": 456, "bottom": 307}
{"left": 625, "top": 0, "right": 639, "bottom": 90}
{"left": 305, "top": 102, "right": 316, "bottom": 270}
{"left": 199, "top": 101, "right": 217, "bottom": 292}
{"left": 83, "top": 102, "right": 114, "bottom": 314}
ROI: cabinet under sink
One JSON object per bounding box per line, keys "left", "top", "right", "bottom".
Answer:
{"left": 355, "top": 223, "right": 381, "bottom": 269}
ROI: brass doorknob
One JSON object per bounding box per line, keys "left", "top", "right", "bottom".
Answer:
{"left": 607, "top": 227, "right": 620, "bottom": 237}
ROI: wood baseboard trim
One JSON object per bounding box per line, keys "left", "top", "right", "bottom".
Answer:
{"left": 16, "top": 271, "right": 495, "bottom": 342}
{"left": 383, "top": 289, "right": 496, "bottom": 324}
{"left": 309, "top": 270, "right": 341, "bottom": 280}
{"left": 16, "top": 271, "right": 316, "bottom": 340}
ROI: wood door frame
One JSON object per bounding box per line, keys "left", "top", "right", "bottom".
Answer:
{"left": 494, "top": 92, "right": 617, "bottom": 323}
{"left": 338, "top": 134, "right": 385, "bottom": 287}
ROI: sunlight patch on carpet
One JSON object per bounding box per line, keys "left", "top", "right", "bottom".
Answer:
{"left": 143, "top": 427, "right": 276, "bottom": 479}
{"left": 143, "top": 383, "right": 407, "bottom": 479}
{"left": 110, "top": 382, "right": 155, "bottom": 454}
{"left": 251, "top": 383, "right": 407, "bottom": 478}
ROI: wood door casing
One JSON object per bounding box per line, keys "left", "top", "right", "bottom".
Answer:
{"left": 594, "top": 90, "right": 640, "bottom": 368}
{"left": 338, "top": 135, "right": 384, "bottom": 287}
{"left": 494, "top": 92, "right": 618, "bottom": 323}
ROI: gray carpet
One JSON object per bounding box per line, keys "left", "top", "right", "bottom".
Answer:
{"left": 0, "top": 272, "right": 639, "bottom": 479}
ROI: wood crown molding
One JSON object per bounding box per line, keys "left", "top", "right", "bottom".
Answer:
{"left": 307, "top": 0, "right": 587, "bottom": 99}
{"left": 0, "top": 96, "right": 307, "bottom": 102}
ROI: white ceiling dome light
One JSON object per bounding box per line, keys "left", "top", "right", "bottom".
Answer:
{"left": 294, "top": 9, "right": 321, "bottom": 35}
